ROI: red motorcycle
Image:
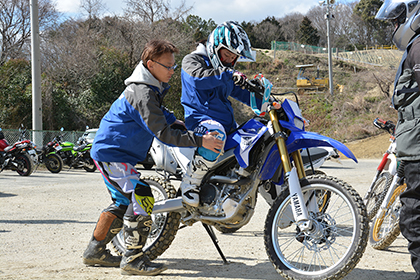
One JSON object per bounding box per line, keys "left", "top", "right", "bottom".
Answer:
{"left": 0, "top": 128, "right": 35, "bottom": 176}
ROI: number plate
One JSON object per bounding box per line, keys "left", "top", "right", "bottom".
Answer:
{"left": 28, "top": 149, "right": 36, "bottom": 155}
{"left": 55, "top": 146, "right": 62, "bottom": 151}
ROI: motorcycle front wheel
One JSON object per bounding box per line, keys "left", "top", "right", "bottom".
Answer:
{"left": 264, "top": 174, "right": 368, "bottom": 280}
{"left": 15, "top": 153, "right": 34, "bottom": 176}
{"left": 45, "top": 154, "right": 63, "bottom": 173}
{"left": 112, "top": 176, "right": 181, "bottom": 261}
{"left": 365, "top": 172, "right": 392, "bottom": 220}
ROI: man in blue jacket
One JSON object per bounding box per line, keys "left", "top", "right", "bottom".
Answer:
{"left": 180, "top": 21, "right": 258, "bottom": 207}
{"left": 82, "top": 39, "right": 222, "bottom": 276}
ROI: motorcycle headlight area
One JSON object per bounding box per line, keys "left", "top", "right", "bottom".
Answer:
{"left": 294, "top": 117, "right": 304, "bottom": 130}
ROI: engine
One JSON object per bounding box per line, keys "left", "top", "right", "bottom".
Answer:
{"left": 188, "top": 165, "right": 259, "bottom": 228}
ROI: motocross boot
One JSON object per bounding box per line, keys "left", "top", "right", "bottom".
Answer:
{"left": 82, "top": 211, "right": 123, "bottom": 267}
{"left": 120, "top": 215, "right": 166, "bottom": 276}
{"left": 180, "top": 155, "right": 215, "bottom": 207}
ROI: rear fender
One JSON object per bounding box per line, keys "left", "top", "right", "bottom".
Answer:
{"left": 259, "top": 130, "right": 357, "bottom": 181}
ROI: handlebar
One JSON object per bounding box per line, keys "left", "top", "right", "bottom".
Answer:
{"left": 373, "top": 118, "right": 395, "bottom": 135}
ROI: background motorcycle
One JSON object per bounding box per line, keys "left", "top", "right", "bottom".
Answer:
{"left": 0, "top": 127, "right": 35, "bottom": 176}
{"left": 363, "top": 118, "right": 397, "bottom": 220}
{"left": 112, "top": 75, "right": 367, "bottom": 279}
{"left": 14, "top": 124, "right": 63, "bottom": 174}
{"left": 34, "top": 136, "right": 64, "bottom": 173}
{"left": 55, "top": 128, "right": 96, "bottom": 172}
{"left": 366, "top": 118, "right": 406, "bottom": 250}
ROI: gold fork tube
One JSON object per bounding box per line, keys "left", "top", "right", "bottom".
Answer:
{"left": 291, "top": 150, "right": 305, "bottom": 179}
{"left": 269, "top": 110, "right": 292, "bottom": 173}
{"left": 269, "top": 109, "right": 306, "bottom": 179}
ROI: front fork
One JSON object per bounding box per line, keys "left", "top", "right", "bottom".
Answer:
{"left": 269, "top": 109, "right": 313, "bottom": 232}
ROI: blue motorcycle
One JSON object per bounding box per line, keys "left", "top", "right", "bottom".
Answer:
{"left": 112, "top": 75, "right": 368, "bottom": 280}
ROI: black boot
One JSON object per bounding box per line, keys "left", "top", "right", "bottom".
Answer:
{"left": 82, "top": 211, "right": 123, "bottom": 267}
{"left": 120, "top": 215, "right": 166, "bottom": 276}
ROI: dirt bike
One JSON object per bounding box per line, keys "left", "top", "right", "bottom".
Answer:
{"left": 55, "top": 128, "right": 96, "bottom": 172}
{"left": 112, "top": 74, "right": 368, "bottom": 279}
{"left": 146, "top": 134, "right": 340, "bottom": 236}
{"left": 363, "top": 118, "right": 397, "bottom": 220}
{"left": 366, "top": 119, "right": 406, "bottom": 250}
{"left": 0, "top": 127, "right": 35, "bottom": 176}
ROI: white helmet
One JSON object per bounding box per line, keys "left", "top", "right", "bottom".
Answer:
{"left": 206, "top": 21, "right": 254, "bottom": 69}
{"left": 376, "top": 0, "right": 420, "bottom": 50}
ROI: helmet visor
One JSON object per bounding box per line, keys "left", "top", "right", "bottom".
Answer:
{"left": 376, "top": 0, "right": 407, "bottom": 20}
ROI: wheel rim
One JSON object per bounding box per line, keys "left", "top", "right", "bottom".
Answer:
{"left": 271, "top": 184, "right": 357, "bottom": 276}
{"left": 16, "top": 155, "right": 30, "bottom": 175}
{"left": 47, "top": 156, "right": 60, "bottom": 171}
{"left": 372, "top": 183, "right": 406, "bottom": 241}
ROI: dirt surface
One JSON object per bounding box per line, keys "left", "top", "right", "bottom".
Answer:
{"left": 0, "top": 157, "right": 416, "bottom": 280}
{"left": 343, "top": 133, "right": 392, "bottom": 159}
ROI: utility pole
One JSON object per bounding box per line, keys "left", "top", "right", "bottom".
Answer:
{"left": 326, "top": 0, "right": 334, "bottom": 96}
{"left": 30, "top": 0, "right": 43, "bottom": 145}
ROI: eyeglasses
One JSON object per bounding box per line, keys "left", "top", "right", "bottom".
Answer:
{"left": 152, "top": 60, "right": 178, "bottom": 71}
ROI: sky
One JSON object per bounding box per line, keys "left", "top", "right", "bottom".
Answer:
{"left": 55, "top": 0, "right": 352, "bottom": 24}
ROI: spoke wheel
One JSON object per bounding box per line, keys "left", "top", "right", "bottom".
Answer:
{"left": 264, "top": 175, "right": 368, "bottom": 280}
{"left": 369, "top": 183, "right": 406, "bottom": 250}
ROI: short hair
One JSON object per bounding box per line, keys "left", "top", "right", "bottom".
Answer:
{"left": 141, "top": 40, "right": 179, "bottom": 63}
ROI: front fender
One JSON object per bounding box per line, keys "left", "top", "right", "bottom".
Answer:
{"left": 259, "top": 130, "right": 357, "bottom": 181}
{"left": 286, "top": 130, "right": 357, "bottom": 162}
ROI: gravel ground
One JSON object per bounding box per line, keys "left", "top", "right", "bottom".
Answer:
{"left": 0, "top": 159, "right": 416, "bottom": 280}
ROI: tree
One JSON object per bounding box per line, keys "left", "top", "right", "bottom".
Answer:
{"left": 0, "top": 59, "right": 32, "bottom": 128}
{"left": 183, "top": 15, "right": 216, "bottom": 42}
{"left": 123, "top": 0, "right": 192, "bottom": 23}
{"left": 80, "top": 0, "right": 106, "bottom": 20}
{"left": 278, "top": 12, "right": 304, "bottom": 43}
{"left": 0, "top": 0, "right": 58, "bottom": 65}
{"left": 353, "top": 0, "right": 392, "bottom": 46}
{"left": 252, "top": 17, "right": 284, "bottom": 49}
{"left": 296, "top": 16, "right": 320, "bottom": 46}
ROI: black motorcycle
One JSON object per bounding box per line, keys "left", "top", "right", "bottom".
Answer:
{"left": 35, "top": 136, "right": 64, "bottom": 173}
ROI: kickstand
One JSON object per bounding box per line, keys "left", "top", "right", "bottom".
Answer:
{"left": 202, "top": 223, "right": 229, "bottom": 264}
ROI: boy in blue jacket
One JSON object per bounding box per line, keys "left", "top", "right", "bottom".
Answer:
{"left": 82, "top": 39, "right": 222, "bottom": 276}
{"left": 180, "top": 21, "right": 258, "bottom": 207}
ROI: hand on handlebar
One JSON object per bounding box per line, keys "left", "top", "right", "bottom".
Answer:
{"left": 232, "top": 71, "right": 248, "bottom": 89}
{"left": 202, "top": 131, "right": 224, "bottom": 153}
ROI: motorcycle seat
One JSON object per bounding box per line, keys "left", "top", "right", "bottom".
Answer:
{"left": 4, "top": 145, "right": 12, "bottom": 152}
{"left": 73, "top": 144, "right": 86, "bottom": 152}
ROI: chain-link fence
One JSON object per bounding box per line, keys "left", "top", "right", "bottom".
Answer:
{"left": 271, "top": 41, "right": 346, "bottom": 54}
{"left": 1, "top": 129, "right": 85, "bottom": 147}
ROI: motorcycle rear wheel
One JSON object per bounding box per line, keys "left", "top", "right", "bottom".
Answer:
{"left": 111, "top": 176, "right": 181, "bottom": 260}
{"left": 264, "top": 174, "right": 368, "bottom": 280}
{"left": 369, "top": 183, "right": 405, "bottom": 250}
{"left": 82, "top": 155, "right": 96, "bottom": 172}
{"left": 15, "top": 153, "right": 34, "bottom": 176}
{"left": 45, "top": 154, "right": 63, "bottom": 173}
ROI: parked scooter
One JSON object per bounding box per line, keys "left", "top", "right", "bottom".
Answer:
{"left": 0, "top": 127, "right": 35, "bottom": 176}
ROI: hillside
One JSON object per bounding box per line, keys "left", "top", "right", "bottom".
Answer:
{"left": 231, "top": 48, "right": 400, "bottom": 146}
